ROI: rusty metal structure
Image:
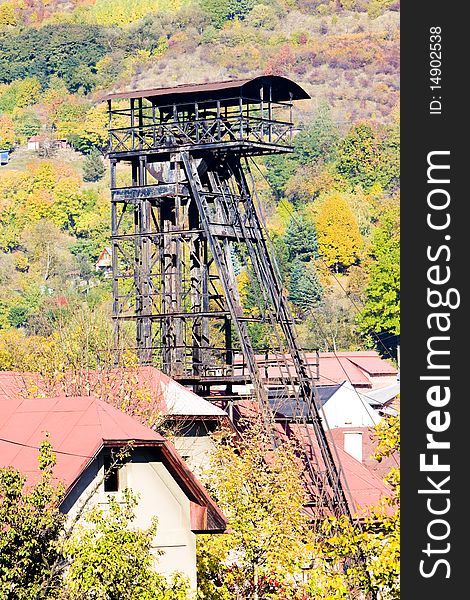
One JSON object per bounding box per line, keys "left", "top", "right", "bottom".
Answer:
{"left": 105, "top": 76, "right": 351, "bottom": 519}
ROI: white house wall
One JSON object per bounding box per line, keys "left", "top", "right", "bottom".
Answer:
{"left": 320, "top": 382, "right": 381, "bottom": 429}
{"left": 62, "top": 448, "right": 197, "bottom": 590}
{"left": 173, "top": 434, "right": 216, "bottom": 478}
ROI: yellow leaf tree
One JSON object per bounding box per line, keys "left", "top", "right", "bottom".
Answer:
{"left": 197, "top": 424, "right": 314, "bottom": 599}
{"left": 315, "top": 192, "right": 363, "bottom": 272}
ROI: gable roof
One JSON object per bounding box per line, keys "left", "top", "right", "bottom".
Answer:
{"left": 0, "top": 395, "right": 226, "bottom": 532}
{"left": 0, "top": 368, "right": 227, "bottom": 419}
{"left": 329, "top": 426, "right": 400, "bottom": 483}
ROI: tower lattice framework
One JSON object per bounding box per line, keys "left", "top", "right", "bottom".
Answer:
{"left": 106, "top": 76, "right": 352, "bottom": 520}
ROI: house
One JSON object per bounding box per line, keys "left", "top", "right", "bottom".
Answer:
{"left": 27, "top": 136, "right": 70, "bottom": 151}
{"left": 266, "top": 380, "right": 382, "bottom": 430}
{"left": 329, "top": 425, "right": 400, "bottom": 484}
{"left": 95, "top": 247, "right": 112, "bottom": 274}
{"left": 316, "top": 380, "right": 382, "bottom": 428}
{"left": 0, "top": 395, "right": 227, "bottom": 589}
{"left": 27, "top": 135, "right": 46, "bottom": 150}
{"left": 0, "top": 367, "right": 232, "bottom": 479}
{"left": 0, "top": 149, "right": 9, "bottom": 165}
{"left": 232, "top": 400, "right": 392, "bottom": 518}
{"left": 297, "top": 423, "right": 393, "bottom": 517}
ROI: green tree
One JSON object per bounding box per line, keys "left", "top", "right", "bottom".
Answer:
{"left": 83, "top": 148, "right": 106, "bottom": 182}
{"left": 315, "top": 192, "right": 362, "bottom": 271}
{"left": 197, "top": 425, "right": 313, "bottom": 599}
{"left": 293, "top": 102, "right": 339, "bottom": 165}
{"left": 284, "top": 214, "right": 318, "bottom": 263}
{"left": 288, "top": 258, "right": 323, "bottom": 313}
{"left": 0, "top": 437, "right": 66, "bottom": 599}
{"left": 263, "top": 153, "right": 297, "bottom": 199}
{"left": 201, "top": 0, "right": 255, "bottom": 28}
{"left": 357, "top": 200, "right": 400, "bottom": 336}
{"left": 336, "top": 122, "right": 399, "bottom": 193}
{"left": 0, "top": 25, "right": 107, "bottom": 91}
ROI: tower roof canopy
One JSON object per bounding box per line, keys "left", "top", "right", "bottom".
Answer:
{"left": 103, "top": 75, "right": 310, "bottom": 106}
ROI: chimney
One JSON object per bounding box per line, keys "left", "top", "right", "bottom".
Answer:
{"left": 343, "top": 431, "right": 363, "bottom": 463}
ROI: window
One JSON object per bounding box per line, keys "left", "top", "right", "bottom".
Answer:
{"left": 103, "top": 452, "right": 119, "bottom": 492}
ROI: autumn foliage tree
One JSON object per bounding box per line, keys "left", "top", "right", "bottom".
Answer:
{"left": 0, "top": 438, "right": 65, "bottom": 599}
{"left": 315, "top": 192, "right": 362, "bottom": 272}
{"left": 197, "top": 424, "right": 313, "bottom": 599}
{"left": 0, "top": 113, "right": 15, "bottom": 149}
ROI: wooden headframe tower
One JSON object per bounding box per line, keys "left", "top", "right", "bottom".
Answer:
{"left": 105, "top": 76, "right": 351, "bottom": 520}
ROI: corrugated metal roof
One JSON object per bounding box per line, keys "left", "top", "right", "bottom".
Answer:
{"left": 0, "top": 368, "right": 227, "bottom": 418}
{"left": 102, "top": 75, "right": 310, "bottom": 104}
{"left": 0, "top": 394, "right": 227, "bottom": 531}
{"left": 0, "top": 395, "right": 164, "bottom": 489}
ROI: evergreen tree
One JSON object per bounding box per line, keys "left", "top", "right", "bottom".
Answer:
{"left": 288, "top": 258, "right": 323, "bottom": 313}
{"left": 83, "top": 148, "right": 105, "bottom": 182}
{"left": 293, "top": 102, "right": 339, "bottom": 165}
{"left": 284, "top": 214, "right": 318, "bottom": 263}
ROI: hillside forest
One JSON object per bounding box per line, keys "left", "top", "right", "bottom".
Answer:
{"left": 0, "top": 0, "right": 400, "bottom": 367}
{"left": 0, "top": 1, "right": 400, "bottom": 598}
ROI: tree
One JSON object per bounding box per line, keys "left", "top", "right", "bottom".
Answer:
{"left": 197, "top": 425, "right": 313, "bottom": 599}
{"left": 20, "top": 220, "right": 77, "bottom": 282}
{"left": 0, "top": 113, "right": 15, "bottom": 149}
{"left": 12, "top": 109, "right": 41, "bottom": 140}
{"left": 201, "top": 0, "right": 255, "bottom": 28}
{"left": 357, "top": 200, "right": 400, "bottom": 337}
{"left": 0, "top": 437, "right": 66, "bottom": 599}
{"left": 62, "top": 489, "right": 190, "bottom": 600}
{"left": 0, "top": 442, "right": 191, "bottom": 599}
{"left": 315, "top": 192, "right": 362, "bottom": 272}
{"left": 284, "top": 214, "right": 318, "bottom": 263}
{"left": 311, "top": 414, "right": 400, "bottom": 600}
{"left": 83, "top": 148, "right": 106, "bottom": 182}
{"left": 336, "top": 122, "right": 399, "bottom": 193}
{"left": 0, "top": 24, "right": 107, "bottom": 91}
{"left": 288, "top": 258, "right": 323, "bottom": 314}
{"left": 293, "top": 102, "right": 339, "bottom": 165}
{"left": 15, "top": 76, "right": 42, "bottom": 108}
{"left": 263, "top": 153, "right": 298, "bottom": 200}
{"left": 0, "top": 2, "right": 17, "bottom": 28}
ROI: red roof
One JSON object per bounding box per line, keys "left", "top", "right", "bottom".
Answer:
{"left": 233, "top": 350, "right": 398, "bottom": 389}
{"left": 0, "top": 396, "right": 163, "bottom": 487}
{"left": 329, "top": 426, "right": 400, "bottom": 482}
{"left": 0, "top": 367, "right": 227, "bottom": 421}
{"left": 233, "top": 400, "right": 391, "bottom": 518}
{"left": 0, "top": 395, "right": 226, "bottom": 532}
